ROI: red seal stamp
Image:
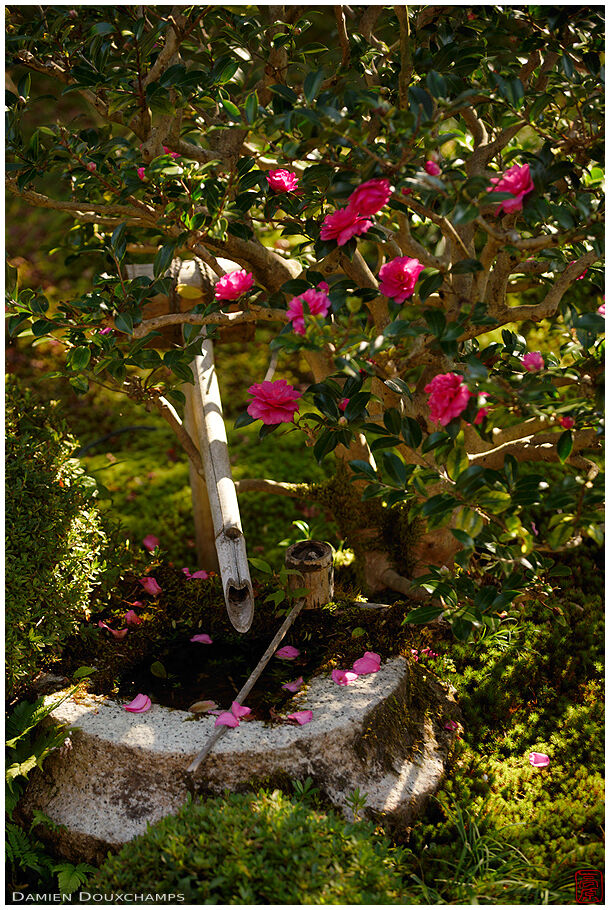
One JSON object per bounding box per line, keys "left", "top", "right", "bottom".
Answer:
{"left": 575, "top": 869, "right": 604, "bottom": 904}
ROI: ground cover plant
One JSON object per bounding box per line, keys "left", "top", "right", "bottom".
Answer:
{"left": 5, "top": 4, "right": 604, "bottom": 905}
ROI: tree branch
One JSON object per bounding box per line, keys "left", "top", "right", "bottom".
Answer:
{"left": 471, "top": 428, "right": 600, "bottom": 470}
{"left": 394, "top": 6, "right": 412, "bottom": 108}
{"left": 132, "top": 306, "right": 288, "bottom": 338}
{"left": 234, "top": 478, "right": 308, "bottom": 498}
{"left": 334, "top": 6, "right": 351, "bottom": 69}
{"left": 495, "top": 249, "right": 599, "bottom": 323}
{"left": 149, "top": 396, "right": 205, "bottom": 479}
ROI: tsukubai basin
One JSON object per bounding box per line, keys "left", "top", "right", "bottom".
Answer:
{"left": 20, "top": 657, "right": 457, "bottom": 864}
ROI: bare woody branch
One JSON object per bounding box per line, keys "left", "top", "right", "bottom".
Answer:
{"left": 394, "top": 6, "right": 412, "bottom": 108}
{"left": 132, "top": 306, "right": 289, "bottom": 339}
{"left": 334, "top": 6, "right": 351, "bottom": 69}
{"left": 149, "top": 396, "right": 205, "bottom": 480}
{"left": 471, "top": 428, "right": 600, "bottom": 470}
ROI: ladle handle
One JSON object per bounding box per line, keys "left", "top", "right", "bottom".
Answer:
{"left": 186, "top": 597, "right": 305, "bottom": 775}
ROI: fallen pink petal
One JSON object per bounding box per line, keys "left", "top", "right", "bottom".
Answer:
{"left": 123, "top": 610, "right": 141, "bottom": 626}
{"left": 275, "top": 645, "right": 300, "bottom": 660}
{"left": 98, "top": 621, "right": 128, "bottom": 640}
{"left": 142, "top": 534, "right": 159, "bottom": 552}
{"left": 231, "top": 701, "right": 251, "bottom": 719}
{"left": 190, "top": 633, "right": 212, "bottom": 644}
{"left": 215, "top": 712, "right": 239, "bottom": 728}
{"left": 529, "top": 751, "right": 550, "bottom": 768}
{"left": 352, "top": 651, "right": 381, "bottom": 675}
{"left": 282, "top": 677, "right": 304, "bottom": 692}
{"left": 286, "top": 710, "right": 313, "bottom": 725}
{"left": 189, "top": 569, "right": 210, "bottom": 580}
{"left": 410, "top": 649, "right": 419, "bottom": 662}
{"left": 139, "top": 576, "right": 162, "bottom": 596}
{"left": 444, "top": 720, "right": 459, "bottom": 731}
{"left": 331, "top": 668, "right": 359, "bottom": 686}
{"left": 124, "top": 693, "right": 151, "bottom": 713}
{"left": 181, "top": 567, "right": 192, "bottom": 577}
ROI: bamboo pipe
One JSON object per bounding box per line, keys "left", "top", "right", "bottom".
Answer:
{"left": 125, "top": 257, "right": 254, "bottom": 631}
{"left": 190, "top": 333, "right": 254, "bottom": 632}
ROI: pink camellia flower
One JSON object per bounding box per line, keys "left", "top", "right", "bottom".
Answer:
{"left": 275, "top": 645, "right": 300, "bottom": 660}
{"left": 424, "top": 160, "right": 442, "bottom": 176}
{"left": 98, "top": 621, "right": 128, "bottom": 640}
{"left": 339, "top": 398, "right": 349, "bottom": 411}
{"left": 352, "top": 651, "right": 381, "bottom": 675}
{"left": 347, "top": 177, "right": 392, "bottom": 216}
{"left": 215, "top": 711, "right": 239, "bottom": 728}
{"left": 558, "top": 416, "right": 575, "bottom": 429}
{"left": 137, "top": 166, "right": 146, "bottom": 180}
{"left": 124, "top": 693, "right": 151, "bottom": 713}
{"left": 317, "top": 280, "right": 330, "bottom": 293}
{"left": 86, "top": 161, "right": 97, "bottom": 172}
{"left": 286, "top": 710, "right": 313, "bottom": 725}
{"left": 401, "top": 187, "right": 413, "bottom": 196}
{"left": 444, "top": 720, "right": 459, "bottom": 731}
{"left": 246, "top": 379, "right": 301, "bottom": 425}
{"left": 143, "top": 534, "right": 159, "bottom": 552}
{"left": 267, "top": 169, "right": 299, "bottom": 193}
{"left": 191, "top": 569, "right": 210, "bottom": 580}
{"left": 190, "top": 633, "right": 213, "bottom": 644}
{"left": 139, "top": 576, "right": 162, "bottom": 596}
{"left": 425, "top": 373, "right": 471, "bottom": 426}
{"left": 331, "top": 668, "right": 359, "bottom": 686}
{"left": 320, "top": 207, "right": 372, "bottom": 246}
{"left": 487, "top": 163, "right": 534, "bottom": 215}
{"left": 286, "top": 287, "right": 331, "bottom": 335}
{"left": 282, "top": 677, "right": 304, "bottom": 693}
{"left": 529, "top": 752, "right": 550, "bottom": 769}
{"left": 214, "top": 269, "right": 255, "bottom": 302}
{"left": 162, "top": 145, "right": 180, "bottom": 159}
{"left": 522, "top": 351, "right": 544, "bottom": 372}
{"left": 124, "top": 610, "right": 142, "bottom": 626}
{"left": 378, "top": 256, "right": 425, "bottom": 303}
{"left": 473, "top": 392, "right": 490, "bottom": 426}
{"left": 231, "top": 701, "right": 251, "bottom": 719}
{"left": 597, "top": 303, "right": 605, "bottom": 316}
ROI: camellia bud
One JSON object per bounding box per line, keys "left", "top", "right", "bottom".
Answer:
{"left": 338, "top": 416, "right": 348, "bottom": 426}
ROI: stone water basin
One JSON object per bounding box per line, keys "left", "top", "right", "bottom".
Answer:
{"left": 20, "top": 656, "right": 459, "bottom": 864}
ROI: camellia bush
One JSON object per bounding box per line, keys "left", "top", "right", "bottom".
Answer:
{"left": 6, "top": 6, "right": 604, "bottom": 638}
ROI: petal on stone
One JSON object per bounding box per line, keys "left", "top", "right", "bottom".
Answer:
{"left": 124, "top": 694, "right": 151, "bottom": 713}
{"left": 286, "top": 710, "right": 313, "bottom": 725}
{"left": 215, "top": 712, "right": 239, "bottom": 728}
{"left": 231, "top": 701, "right": 251, "bottom": 719}
{"left": 331, "top": 669, "right": 359, "bottom": 686}
{"left": 188, "top": 700, "right": 218, "bottom": 714}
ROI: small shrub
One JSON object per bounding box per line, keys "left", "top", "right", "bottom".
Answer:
{"left": 5, "top": 375, "right": 123, "bottom": 697}
{"left": 92, "top": 789, "right": 408, "bottom": 904}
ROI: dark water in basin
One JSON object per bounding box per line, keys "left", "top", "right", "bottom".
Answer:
{"left": 119, "top": 634, "right": 321, "bottom": 720}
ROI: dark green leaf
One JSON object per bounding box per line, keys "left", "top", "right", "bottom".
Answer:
{"left": 451, "top": 258, "right": 483, "bottom": 274}
{"left": 418, "top": 271, "right": 444, "bottom": 302}
{"left": 114, "top": 312, "right": 134, "bottom": 335}
{"left": 557, "top": 429, "right": 573, "bottom": 464}
{"left": 404, "top": 604, "right": 444, "bottom": 624}
{"left": 304, "top": 69, "right": 325, "bottom": 103}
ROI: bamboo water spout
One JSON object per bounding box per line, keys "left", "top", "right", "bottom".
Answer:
{"left": 125, "top": 258, "right": 254, "bottom": 632}
{"left": 189, "top": 333, "right": 254, "bottom": 632}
